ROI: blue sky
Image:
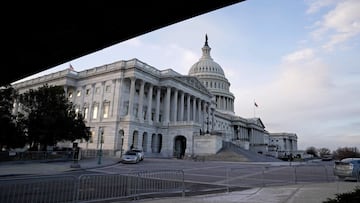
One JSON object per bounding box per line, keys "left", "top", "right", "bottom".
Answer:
{"left": 16, "top": 0, "right": 360, "bottom": 151}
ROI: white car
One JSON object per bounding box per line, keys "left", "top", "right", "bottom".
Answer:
{"left": 333, "top": 158, "right": 360, "bottom": 181}
{"left": 131, "top": 148, "right": 144, "bottom": 161}
{"left": 121, "top": 151, "right": 140, "bottom": 164}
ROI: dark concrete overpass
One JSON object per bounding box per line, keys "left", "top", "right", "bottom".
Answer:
{"left": 2, "top": 0, "right": 245, "bottom": 86}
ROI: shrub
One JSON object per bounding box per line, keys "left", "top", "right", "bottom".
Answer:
{"left": 323, "top": 186, "right": 360, "bottom": 203}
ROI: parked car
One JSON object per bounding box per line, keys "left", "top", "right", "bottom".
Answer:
{"left": 333, "top": 158, "right": 360, "bottom": 181}
{"left": 131, "top": 148, "right": 144, "bottom": 161}
{"left": 121, "top": 151, "right": 140, "bottom": 164}
{"left": 321, "top": 154, "right": 333, "bottom": 161}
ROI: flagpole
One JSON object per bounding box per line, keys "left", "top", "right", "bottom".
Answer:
{"left": 253, "top": 99, "right": 255, "bottom": 118}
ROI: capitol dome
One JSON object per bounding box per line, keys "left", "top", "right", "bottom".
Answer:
{"left": 188, "top": 35, "right": 235, "bottom": 115}
{"left": 188, "top": 35, "right": 225, "bottom": 78}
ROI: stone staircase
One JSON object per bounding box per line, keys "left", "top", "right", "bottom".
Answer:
{"left": 220, "top": 141, "right": 283, "bottom": 162}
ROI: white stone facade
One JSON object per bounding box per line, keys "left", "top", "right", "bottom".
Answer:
{"left": 12, "top": 36, "right": 297, "bottom": 158}
{"left": 268, "top": 132, "right": 298, "bottom": 158}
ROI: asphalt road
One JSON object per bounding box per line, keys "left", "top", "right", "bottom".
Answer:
{"left": 88, "top": 158, "right": 337, "bottom": 188}
{"left": 0, "top": 158, "right": 337, "bottom": 203}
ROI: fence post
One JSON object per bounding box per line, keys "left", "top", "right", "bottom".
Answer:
{"left": 294, "top": 166, "right": 297, "bottom": 184}
{"left": 134, "top": 172, "right": 140, "bottom": 200}
{"left": 182, "top": 170, "right": 185, "bottom": 198}
{"left": 75, "top": 175, "right": 81, "bottom": 203}
{"left": 226, "top": 168, "right": 230, "bottom": 193}
{"left": 324, "top": 165, "right": 329, "bottom": 182}
{"left": 262, "top": 167, "right": 265, "bottom": 187}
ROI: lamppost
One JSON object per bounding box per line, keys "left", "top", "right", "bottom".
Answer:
{"left": 98, "top": 127, "right": 104, "bottom": 165}
{"left": 120, "top": 130, "right": 124, "bottom": 158}
{"left": 70, "top": 142, "right": 80, "bottom": 168}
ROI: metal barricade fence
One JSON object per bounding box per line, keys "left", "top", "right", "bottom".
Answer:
{"left": 0, "top": 175, "right": 78, "bottom": 203}
{"left": 0, "top": 170, "right": 185, "bottom": 203}
{"left": 77, "top": 174, "right": 131, "bottom": 202}
{"left": 226, "top": 164, "right": 335, "bottom": 191}
{"left": 136, "top": 170, "right": 185, "bottom": 196}
{"left": 293, "top": 164, "right": 334, "bottom": 183}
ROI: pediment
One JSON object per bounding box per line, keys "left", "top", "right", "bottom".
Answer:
{"left": 248, "top": 117, "right": 266, "bottom": 129}
{"left": 175, "top": 76, "right": 211, "bottom": 95}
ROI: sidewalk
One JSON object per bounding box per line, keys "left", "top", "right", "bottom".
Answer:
{"left": 139, "top": 182, "right": 360, "bottom": 203}
{"left": 0, "top": 157, "right": 120, "bottom": 177}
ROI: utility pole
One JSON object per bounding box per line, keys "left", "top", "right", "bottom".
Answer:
{"left": 98, "top": 127, "right": 104, "bottom": 165}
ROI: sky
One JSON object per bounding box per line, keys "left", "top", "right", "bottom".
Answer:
{"left": 15, "top": 0, "right": 360, "bottom": 151}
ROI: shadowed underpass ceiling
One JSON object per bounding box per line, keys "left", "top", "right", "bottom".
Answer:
{"left": 2, "top": 1, "right": 245, "bottom": 86}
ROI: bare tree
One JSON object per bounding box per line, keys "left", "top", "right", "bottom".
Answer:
{"left": 333, "top": 147, "right": 360, "bottom": 160}
{"left": 318, "top": 147, "right": 331, "bottom": 157}
{"left": 305, "top": 146, "right": 318, "bottom": 157}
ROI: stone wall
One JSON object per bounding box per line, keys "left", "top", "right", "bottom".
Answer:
{"left": 193, "top": 134, "right": 222, "bottom": 155}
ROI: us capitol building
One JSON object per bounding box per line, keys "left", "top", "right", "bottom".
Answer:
{"left": 12, "top": 36, "right": 298, "bottom": 159}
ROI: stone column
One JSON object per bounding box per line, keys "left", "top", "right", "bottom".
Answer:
{"left": 165, "top": 86, "right": 171, "bottom": 123}
{"left": 207, "top": 103, "right": 211, "bottom": 132}
{"left": 225, "top": 97, "right": 229, "bottom": 110}
{"left": 110, "top": 80, "right": 116, "bottom": 117}
{"left": 219, "top": 96, "right": 222, "bottom": 110}
{"left": 80, "top": 85, "right": 85, "bottom": 110}
{"left": 155, "top": 87, "right": 161, "bottom": 123}
{"left": 128, "top": 77, "right": 136, "bottom": 119}
{"left": 211, "top": 108, "right": 215, "bottom": 131}
{"left": 202, "top": 100, "right": 206, "bottom": 131}
{"left": 89, "top": 83, "right": 95, "bottom": 120}
{"left": 186, "top": 94, "right": 190, "bottom": 122}
{"left": 197, "top": 99, "right": 201, "bottom": 123}
{"left": 192, "top": 96, "right": 196, "bottom": 121}
{"left": 180, "top": 91, "right": 184, "bottom": 121}
{"left": 99, "top": 81, "right": 105, "bottom": 121}
{"left": 232, "top": 99, "right": 234, "bottom": 112}
{"left": 138, "top": 80, "right": 145, "bottom": 122}
{"left": 173, "top": 89, "right": 178, "bottom": 122}
{"left": 138, "top": 131, "right": 143, "bottom": 149}
{"left": 223, "top": 97, "right": 226, "bottom": 110}
{"left": 147, "top": 84, "right": 153, "bottom": 124}
{"left": 114, "top": 78, "right": 123, "bottom": 119}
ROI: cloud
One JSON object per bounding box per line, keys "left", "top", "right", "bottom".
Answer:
{"left": 282, "top": 48, "right": 315, "bottom": 63}
{"left": 310, "top": 0, "right": 360, "bottom": 50}
{"left": 305, "top": 0, "right": 337, "bottom": 14}
{"left": 232, "top": 41, "right": 360, "bottom": 150}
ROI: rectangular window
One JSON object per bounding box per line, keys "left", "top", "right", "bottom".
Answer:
{"left": 89, "top": 130, "right": 95, "bottom": 143}
{"left": 84, "top": 107, "right": 88, "bottom": 119}
{"left": 105, "top": 85, "right": 111, "bottom": 93}
{"left": 75, "top": 106, "right": 80, "bottom": 117}
{"left": 93, "top": 105, "right": 98, "bottom": 119}
{"left": 95, "top": 87, "right": 100, "bottom": 94}
{"left": 86, "top": 89, "right": 90, "bottom": 96}
{"left": 143, "top": 109, "right": 147, "bottom": 120}
{"left": 103, "top": 102, "right": 110, "bottom": 118}
{"left": 77, "top": 90, "right": 81, "bottom": 97}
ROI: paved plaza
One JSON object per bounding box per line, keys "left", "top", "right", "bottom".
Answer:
{"left": 1, "top": 157, "right": 359, "bottom": 202}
